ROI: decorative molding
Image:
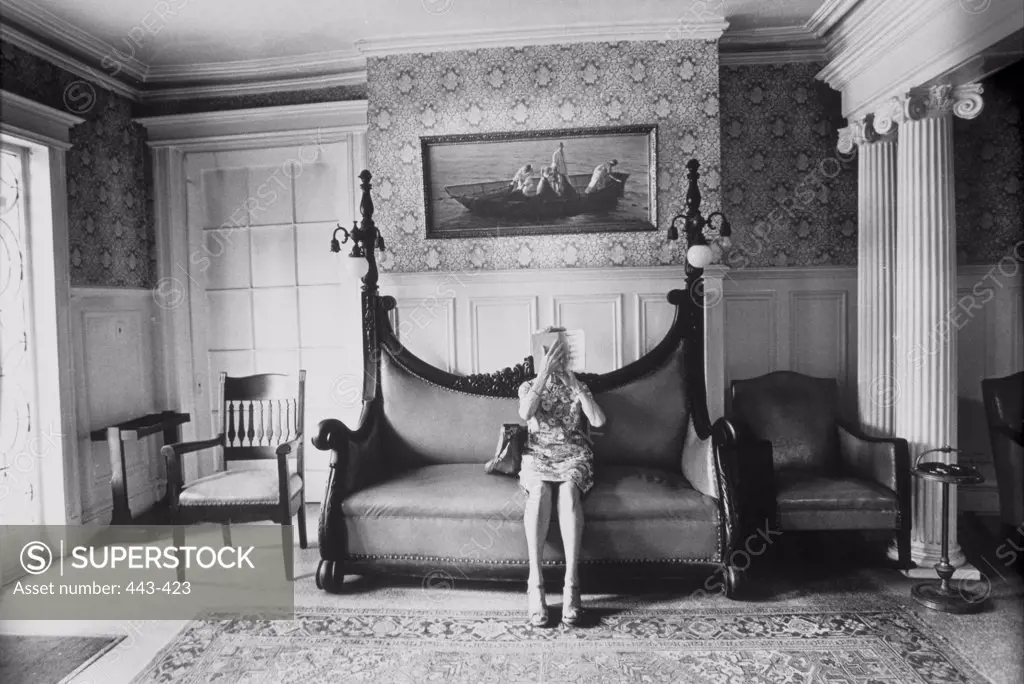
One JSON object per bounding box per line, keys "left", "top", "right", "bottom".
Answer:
{"left": 135, "top": 100, "right": 369, "bottom": 149}
{"left": 143, "top": 49, "right": 365, "bottom": 84}
{"left": 139, "top": 71, "right": 368, "bottom": 103}
{"left": 788, "top": 290, "right": 849, "bottom": 381}
{"left": 381, "top": 266, "right": 690, "bottom": 288}
{"left": 0, "top": 18, "right": 144, "bottom": 103}
{"left": 805, "top": 0, "right": 862, "bottom": 38}
{"left": 0, "top": 89, "right": 85, "bottom": 148}
{"left": 468, "top": 296, "right": 538, "bottom": 375}
{"left": 0, "top": 0, "right": 148, "bottom": 80}
{"left": 818, "top": 0, "right": 939, "bottom": 89}
{"left": 70, "top": 287, "right": 154, "bottom": 301}
{"left": 355, "top": 20, "right": 729, "bottom": 56}
{"left": 818, "top": 0, "right": 1023, "bottom": 119}
{"left": 719, "top": 0, "right": 860, "bottom": 66}
{"left": 718, "top": 46, "right": 827, "bottom": 66}
{"left": 552, "top": 293, "right": 624, "bottom": 371}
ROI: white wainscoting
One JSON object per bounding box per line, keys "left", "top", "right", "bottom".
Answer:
{"left": 70, "top": 288, "right": 162, "bottom": 524}
{"left": 716, "top": 266, "right": 860, "bottom": 417}
{"left": 380, "top": 266, "right": 690, "bottom": 377}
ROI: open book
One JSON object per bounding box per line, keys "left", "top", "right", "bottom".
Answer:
{"left": 532, "top": 329, "right": 586, "bottom": 372}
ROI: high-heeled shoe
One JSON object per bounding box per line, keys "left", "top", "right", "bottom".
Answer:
{"left": 561, "top": 584, "right": 582, "bottom": 626}
{"left": 527, "top": 584, "right": 549, "bottom": 627}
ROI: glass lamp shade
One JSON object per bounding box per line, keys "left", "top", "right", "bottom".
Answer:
{"left": 686, "top": 243, "right": 714, "bottom": 269}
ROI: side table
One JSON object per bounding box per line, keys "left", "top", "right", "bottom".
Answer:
{"left": 910, "top": 446, "right": 987, "bottom": 613}
{"left": 90, "top": 411, "right": 191, "bottom": 524}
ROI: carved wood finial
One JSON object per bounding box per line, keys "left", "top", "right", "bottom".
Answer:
{"left": 684, "top": 158, "right": 702, "bottom": 218}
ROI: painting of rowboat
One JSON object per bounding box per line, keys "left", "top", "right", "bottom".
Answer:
{"left": 421, "top": 125, "right": 657, "bottom": 239}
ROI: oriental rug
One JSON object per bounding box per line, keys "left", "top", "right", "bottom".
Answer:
{"left": 131, "top": 606, "right": 989, "bottom": 683}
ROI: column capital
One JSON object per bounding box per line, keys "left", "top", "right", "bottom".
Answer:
{"left": 874, "top": 83, "right": 984, "bottom": 134}
{"left": 837, "top": 116, "right": 878, "bottom": 155}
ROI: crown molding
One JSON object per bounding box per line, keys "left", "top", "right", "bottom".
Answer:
{"left": 142, "top": 49, "right": 366, "bottom": 84}
{"left": 719, "top": 47, "right": 827, "bottom": 66}
{"left": 135, "top": 100, "right": 368, "bottom": 148}
{"left": 0, "top": 89, "right": 85, "bottom": 148}
{"left": 817, "top": 0, "right": 935, "bottom": 90}
{"left": 718, "top": 25, "right": 827, "bottom": 65}
{"left": 0, "top": 23, "right": 142, "bottom": 101}
{"left": 0, "top": 0, "right": 148, "bottom": 82}
{"left": 139, "top": 71, "right": 368, "bottom": 104}
{"left": 354, "top": 20, "right": 730, "bottom": 56}
{"left": 805, "top": 0, "right": 862, "bottom": 38}
{"left": 819, "top": 0, "right": 1024, "bottom": 120}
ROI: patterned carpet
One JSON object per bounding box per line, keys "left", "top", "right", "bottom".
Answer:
{"left": 131, "top": 606, "right": 989, "bottom": 683}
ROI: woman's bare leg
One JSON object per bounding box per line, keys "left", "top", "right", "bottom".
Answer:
{"left": 557, "top": 482, "right": 584, "bottom": 590}
{"left": 523, "top": 482, "right": 554, "bottom": 621}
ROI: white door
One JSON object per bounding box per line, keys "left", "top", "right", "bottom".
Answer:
{"left": 182, "top": 137, "right": 366, "bottom": 500}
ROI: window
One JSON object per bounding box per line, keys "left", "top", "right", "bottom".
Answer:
{"left": 0, "top": 143, "right": 37, "bottom": 524}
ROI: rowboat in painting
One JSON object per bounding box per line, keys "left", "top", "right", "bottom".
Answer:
{"left": 444, "top": 172, "right": 629, "bottom": 220}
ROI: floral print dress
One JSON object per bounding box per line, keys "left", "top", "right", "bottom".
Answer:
{"left": 517, "top": 375, "right": 595, "bottom": 495}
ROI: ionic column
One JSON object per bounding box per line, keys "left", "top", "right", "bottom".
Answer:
{"left": 878, "top": 83, "right": 984, "bottom": 570}
{"left": 838, "top": 119, "right": 897, "bottom": 437}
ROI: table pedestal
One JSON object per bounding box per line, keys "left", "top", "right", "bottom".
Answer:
{"left": 910, "top": 451, "right": 988, "bottom": 614}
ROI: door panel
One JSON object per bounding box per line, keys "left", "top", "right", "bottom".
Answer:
{"left": 185, "top": 140, "right": 364, "bottom": 500}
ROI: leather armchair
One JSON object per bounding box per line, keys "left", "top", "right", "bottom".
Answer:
{"left": 729, "top": 371, "right": 911, "bottom": 568}
{"left": 981, "top": 371, "right": 1023, "bottom": 541}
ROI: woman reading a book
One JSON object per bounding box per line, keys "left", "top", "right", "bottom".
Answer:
{"left": 517, "top": 328, "right": 606, "bottom": 627}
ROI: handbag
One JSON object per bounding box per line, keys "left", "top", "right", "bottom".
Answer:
{"left": 484, "top": 423, "right": 527, "bottom": 476}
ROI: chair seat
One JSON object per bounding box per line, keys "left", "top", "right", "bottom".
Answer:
{"left": 775, "top": 472, "right": 899, "bottom": 531}
{"left": 179, "top": 468, "right": 302, "bottom": 507}
{"left": 776, "top": 472, "right": 897, "bottom": 510}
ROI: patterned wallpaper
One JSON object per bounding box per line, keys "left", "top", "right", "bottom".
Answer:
{"left": 366, "top": 41, "right": 721, "bottom": 272}
{"left": 719, "top": 62, "right": 858, "bottom": 268}
{"left": 954, "top": 61, "right": 1024, "bottom": 264}
{"left": 0, "top": 42, "right": 153, "bottom": 288}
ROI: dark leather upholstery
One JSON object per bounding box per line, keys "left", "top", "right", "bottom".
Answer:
{"left": 381, "top": 352, "right": 522, "bottom": 467}
{"left": 729, "top": 371, "right": 911, "bottom": 565}
{"left": 775, "top": 472, "right": 899, "bottom": 530}
{"left": 381, "top": 341, "right": 690, "bottom": 473}
{"left": 341, "top": 464, "right": 720, "bottom": 563}
{"left": 731, "top": 372, "right": 840, "bottom": 473}
{"left": 982, "top": 372, "right": 1024, "bottom": 528}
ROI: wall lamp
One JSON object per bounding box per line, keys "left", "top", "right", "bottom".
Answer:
{"left": 330, "top": 169, "right": 386, "bottom": 287}
{"left": 668, "top": 159, "right": 731, "bottom": 272}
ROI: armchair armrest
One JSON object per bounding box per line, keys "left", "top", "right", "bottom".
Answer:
{"left": 837, "top": 422, "right": 909, "bottom": 495}
{"left": 160, "top": 435, "right": 225, "bottom": 507}
{"left": 713, "top": 418, "right": 777, "bottom": 536}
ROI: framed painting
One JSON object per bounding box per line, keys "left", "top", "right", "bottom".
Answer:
{"left": 421, "top": 125, "right": 657, "bottom": 239}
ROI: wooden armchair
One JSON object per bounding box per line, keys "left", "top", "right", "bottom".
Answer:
{"left": 160, "top": 371, "right": 307, "bottom": 581}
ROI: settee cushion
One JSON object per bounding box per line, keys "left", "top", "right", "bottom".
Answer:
{"left": 775, "top": 472, "right": 899, "bottom": 530}
{"left": 339, "top": 464, "right": 720, "bottom": 563}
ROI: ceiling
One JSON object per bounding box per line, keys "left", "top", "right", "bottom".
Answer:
{"left": 0, "top": 0, "right": 840, "bottom": 97}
